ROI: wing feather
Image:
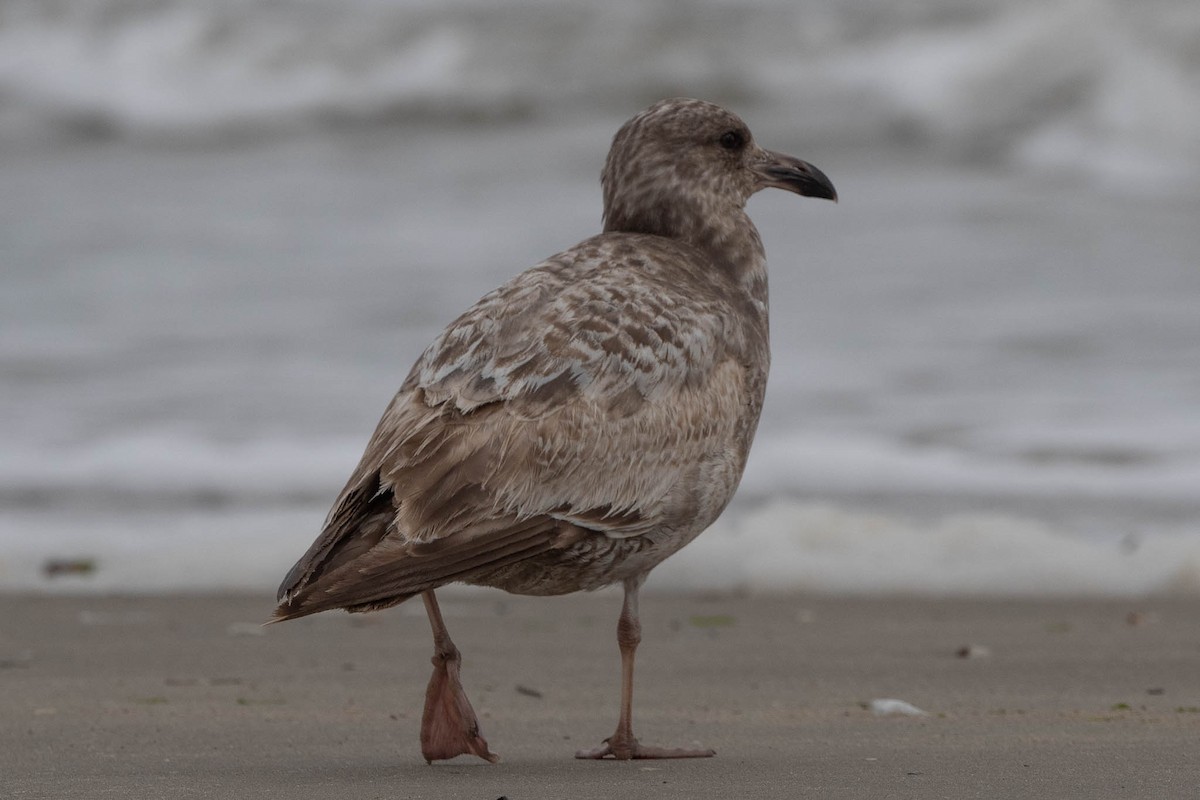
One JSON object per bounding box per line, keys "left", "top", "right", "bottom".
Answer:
{"left": 273, "top": 233, "right": 764, "bottom": 619}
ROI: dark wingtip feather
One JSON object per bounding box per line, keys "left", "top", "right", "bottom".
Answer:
{"left": 266, "top": 597, "right": 315, "bottom": 624}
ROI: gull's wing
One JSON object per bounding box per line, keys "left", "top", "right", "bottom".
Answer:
{"left": 273, "top": 234, "right": 762, "bottom": 620}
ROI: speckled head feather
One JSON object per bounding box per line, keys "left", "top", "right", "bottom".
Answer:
{"left": 602, "top": 99, "right": 757, "bottom": 234}
{"left": 601, "top": 97, "right": 836, "bottom": 283}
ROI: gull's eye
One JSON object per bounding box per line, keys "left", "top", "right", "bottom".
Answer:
{"left": 719, "top": 130, "right": 745, "bottom": 150}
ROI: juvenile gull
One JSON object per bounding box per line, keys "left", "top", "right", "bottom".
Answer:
{"left": 272, "top": 98, "right": 836, "bottom": 762}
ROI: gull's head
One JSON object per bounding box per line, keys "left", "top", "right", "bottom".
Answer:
{"left": 601, "top": 98, "right": 836, "bottom": 237}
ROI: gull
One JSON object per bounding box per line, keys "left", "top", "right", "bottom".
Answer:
{"left": 272, "top": 97, "right": 836, "bottom": 762}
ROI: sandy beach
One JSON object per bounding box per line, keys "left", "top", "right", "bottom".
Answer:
{"left": 3, "top": 591, "right": 1198, "bottom": 799}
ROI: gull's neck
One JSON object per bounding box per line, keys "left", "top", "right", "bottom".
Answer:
{"left": 603, "top": 199, "right": 769, "bottom": 304}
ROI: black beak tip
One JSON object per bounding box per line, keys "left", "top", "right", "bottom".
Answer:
{"left": 804, "top": 164, "right": 838, "bottom": 203}
{"left": 761, "top": 155, "right": 838, "bottom": 202}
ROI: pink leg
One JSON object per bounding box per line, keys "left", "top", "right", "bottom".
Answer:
{"left": 575, "top": 577, "right": 715, "bottom": 760}
{"left": 419, "top": 590, "right": 499, "bottom": 764}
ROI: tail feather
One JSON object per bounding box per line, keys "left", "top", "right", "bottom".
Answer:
{"left": 269, "top": 518, "right": 559, "bottom": 623}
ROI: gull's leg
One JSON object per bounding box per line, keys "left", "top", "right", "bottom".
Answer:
{"left": 419, "top": 590, "right": 499, "bottom": 764}
{"left": 575, "top": 576, "right": 716, "bottom": 760}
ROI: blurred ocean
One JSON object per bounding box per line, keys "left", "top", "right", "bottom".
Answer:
{"left": 2, "top": 0, "right": 1199, "bottom": 596}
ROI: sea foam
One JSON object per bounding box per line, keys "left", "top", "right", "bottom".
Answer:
{"left": 1, "top": 0, "right": 1197, "bottom": 184}
{"left": 4, "top": 499, "right": 1198, "bottom": 597}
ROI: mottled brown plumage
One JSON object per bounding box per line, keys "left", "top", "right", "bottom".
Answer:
{"left": 272, "top": 98, "right": 836, "bottom": 762}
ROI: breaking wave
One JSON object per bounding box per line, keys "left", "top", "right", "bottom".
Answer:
{"left": 2, "top": 0, "right": 1198, "bottom": 181}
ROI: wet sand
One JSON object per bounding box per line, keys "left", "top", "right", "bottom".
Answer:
{"left": 3, "top": 591, "right": 1199, "bottom": 799}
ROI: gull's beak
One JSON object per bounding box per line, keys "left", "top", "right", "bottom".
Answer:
{"left": 754, "top": 149, "right": 838, "bottom": 202}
